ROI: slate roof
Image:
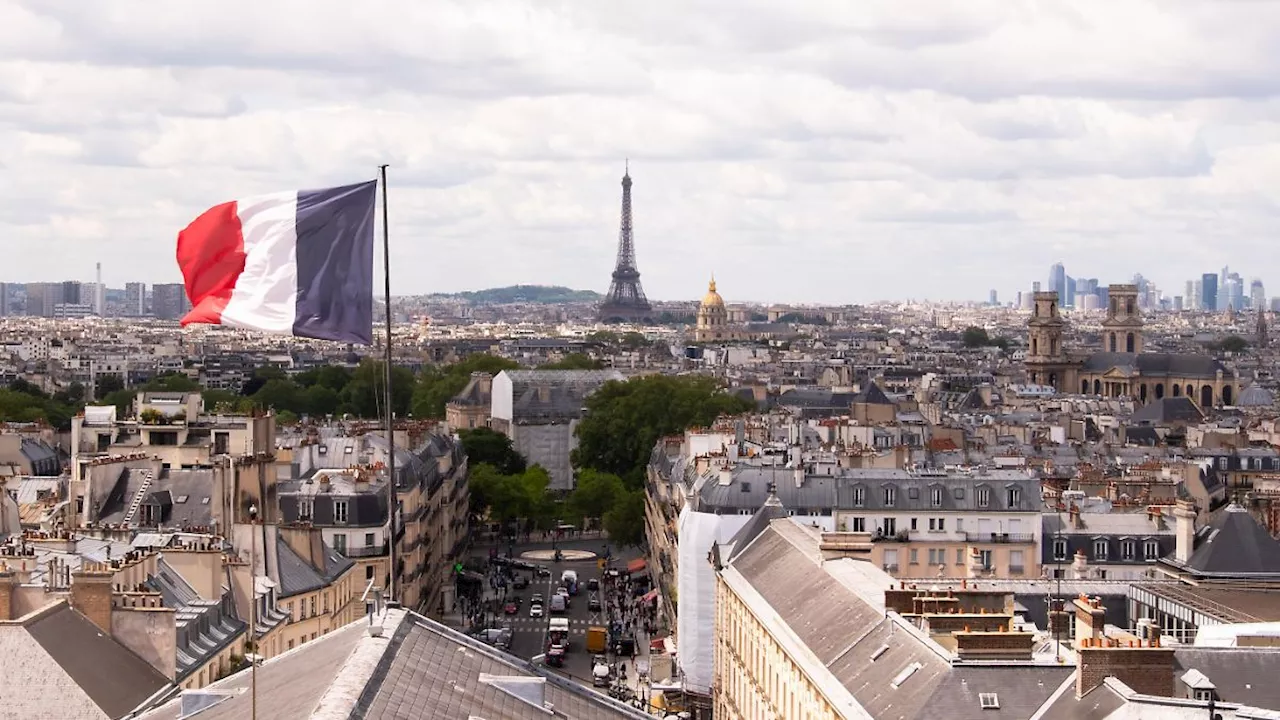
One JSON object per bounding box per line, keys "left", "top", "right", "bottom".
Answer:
{"left": 1174, "top": 647, "right": 1280, "bottom": 708}
{"left": 355, "top": 614, "right": 649, "bottom": 719}
{"left": 1, "top": 603, "right": 172, "bottom": 720}
{"left": 1081, "top": 351, "right": 1230, "bottom": 379}
{"left": 853, "top": 381, "right": 893, "bottom": 405}
{"left": 1179, "top": 505, "right": 1280, "bottom": 577}
{"left": 1130, "top": 397, "right": 1205, "bottom": 425}
{"left": 915, "top": 666, "right": 1071, "bottom": 720}
{"left": 501, "top": 369, "right": 624, "bottom": 421}
{"left": 723, "top": 490, "right": 789, "bottom": 561}
{"left": 275, "top": 535, "right": 354, "bottom": 598}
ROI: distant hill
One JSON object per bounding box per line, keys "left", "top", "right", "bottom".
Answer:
{"left": 436, "top": 285, "right": 602, "bottom": 304}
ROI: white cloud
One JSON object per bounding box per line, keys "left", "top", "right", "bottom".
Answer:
{"left": 3, "top": 0, "right": 1280, "bottom": 303}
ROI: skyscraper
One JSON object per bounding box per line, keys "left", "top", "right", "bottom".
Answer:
{"left": 988, "top": 289, "right": 998, "bottom": 306}
{"left": 1201, "top": 273, "right": 1218, "bottom": 312}
{"left": 1251, "top": 279, "right": 1266, "bottom": 310}
{"left": 151, "top": 283, "right": 190, "bottom": 320}
{"left": 124, "top": 282, "right": 146, "bottom": 316}
{"left": 1048, "top": 262, "right": 1066, "bottom": 304}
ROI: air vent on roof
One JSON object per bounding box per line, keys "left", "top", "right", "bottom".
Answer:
{"left": 979, "top": 693, "right": 1000, "bottom": 709}
{"left": 175, "top": 495, "right": 189, "bottom": 504}
{"left": 870, "top": 644, "right": 890, "bottom": 661}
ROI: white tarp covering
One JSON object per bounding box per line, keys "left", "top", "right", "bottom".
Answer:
{"left": 84, "top": 405, "right": 117, "bottom": 426}
{"left": 676, "top": 506, "right": 750, "bottom": 694}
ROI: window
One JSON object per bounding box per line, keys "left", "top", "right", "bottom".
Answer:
{"left": 310, "top": 597, "right": 317, "bottom": 617}
{"left": 956, "top": 549, "right": 965, "bottom": 565}
{"left": 976, "top": 488, "right": 990, "bottom": 507}
{"left": 1093, "top": 539, "right": 1109, "bottom": 560}
{"left": 979, "top": 693, "right": 1000, "bottom": 709}
{"left": 1143, "top": 540, "right": 1159, "bottom": 560}
{"left": 1194, "top": 689, "right": 1215, "bottom": 702}
{"left": 910, "top": 518, "right": 918, "bottom": 531}
{"left": 908, "top": 487, "right": 919, "bottom": 500}
{"left": 883, "top": 548, "right": 899, "bottom": 570}
{"left": 883, "top": 486, "right": 897, "bottom": 506}
{"left": 850, "top": 517, "right": 866, "bottom": 532}
{"left": 928, "top": 548, "right": 943, "bottom": 565}
{"left": 1006, "top": 487, "right": 1021, "bottom": 508}
{"left": 1010, "top": 550, "right": 1024, "bottom": 572}
{"left": 979, "top": 549, "right": 993, "bottom": 569}
{"left": 929, "top": 518, "right": 946, "bottom": 531}
{"left": 852, "top": 486, "right": 866, "bottom": 507}
{"left": 365, "top": 532, "right": 375, "bottom": 547}
{"left": 909, "top": 549, "right": 919, "bottom": 565}
{"left": 953, "top": 487, "right": 965, "bottom": 500}
{"left": 334, "top": 500, "right": 349, "bottom": 524}
{"left": 883, "top": 518, "right": 897, "bottom": 536}
{"left": 1120, "top": 540, "right": 1135, "bottom": 560}
{"left": 298, "top": 498, "right": 313, "bottom": 519}
{"left": 930, "top": 487, "right": 943, "bottom": 507}
{"left": 333, "top": 534, "right": 347, "bottom": 554}
{"left": 1053, "top": 539, "right": 1068, "bottom": 561}
{"left": 366, "top": 566, "right": 375, "bottom": 579}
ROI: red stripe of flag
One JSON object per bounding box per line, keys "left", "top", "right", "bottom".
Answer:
{"left": 176, "top": 201, "right": 246, "bottom": 326}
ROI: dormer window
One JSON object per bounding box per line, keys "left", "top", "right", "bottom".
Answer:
{"left": 1120, "top": 539, "right": 1136, "bottom": 560}
{"left": 298, "top": 498, "right": 313, "bottom": 519}
{"left": 1093, "top": 539, "right": 1109, "bottom": 560}
{"left": 930, "top": 487, "right": 944, "bottom": 507}
{"left": 1006, "top": 486, "right": 1021, "bottom": 508}
{"left": 976, "top": 487, "right": 991, "bottom": 508}
{"left": 1144, "top": 539, "right": 1159, "bottom": 560}
{"left": 852, "top": 486, "right": 866, "bottom": 507}
{"left": 883, "top": 486, "right": 897, "bottom": 507}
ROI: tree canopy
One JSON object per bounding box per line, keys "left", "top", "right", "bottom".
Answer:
{"left": 458, "top": 427, "right": 527, "bottom": 475}
{"left": 538, "top": 354, "right": 604, "bottom": 370}
{"left": 572, "top": 374, "right": 755, "bottom": 487}
{"left": 962, "top": 326, "right": 1011, "bottom": 351}
{"left": 1211, "top": 335, "right": 1249, "bottom": 354}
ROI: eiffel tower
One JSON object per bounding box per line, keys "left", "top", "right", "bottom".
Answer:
{"left": 597, "top": 163, "right": 653, "bottom": 323}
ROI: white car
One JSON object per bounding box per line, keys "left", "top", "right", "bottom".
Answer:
{"left": 530, "top": 603, "right": 544, "bottom": 618}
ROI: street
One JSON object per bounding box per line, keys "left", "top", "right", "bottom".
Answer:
{"left": 460, "top": 536, "right": 657, "bottom": 703}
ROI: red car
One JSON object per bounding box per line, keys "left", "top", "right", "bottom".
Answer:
{"left": 504, "top": 601, "right": 519, "bottom": 614}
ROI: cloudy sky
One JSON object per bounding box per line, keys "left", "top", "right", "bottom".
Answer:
{"left": 3, "top": 1, "right": 1280, "bottom": 304}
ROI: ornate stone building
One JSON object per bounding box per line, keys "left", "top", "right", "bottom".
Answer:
{"left": 1025, "top": 284, "right": 1237, "bottom": 407}
{"left": 695, "top": 276, "right": 748, "bottom": 343}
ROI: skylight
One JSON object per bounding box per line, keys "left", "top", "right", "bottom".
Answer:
{"left": 175, "top": 495, "right": 189, "bottom": 504}
{"left": 979, "top": 693, "right": 1000, "bottom": 709}
{"left": 870, "top": 644, "right": 890, "bottom": 661}
{"left": 891, "top": 662, "right": 922, "bottom": 689}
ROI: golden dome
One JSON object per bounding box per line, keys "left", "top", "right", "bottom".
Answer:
{"left": 701, "top": 275, "right": 725, "bottom": 308}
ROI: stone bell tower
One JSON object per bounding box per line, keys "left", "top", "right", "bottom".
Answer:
{"left": 1102, "top": 284, "right": 1143, "bottom": 354}
{"left": 1025, "top": 291, "right": 1072, "bottom": 390}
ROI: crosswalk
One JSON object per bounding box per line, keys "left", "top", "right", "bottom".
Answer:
{"left": 502, "top": 617, "right": 588, "bottom": 635}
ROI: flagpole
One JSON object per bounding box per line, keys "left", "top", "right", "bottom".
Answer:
{"left": 380, "top": 164, "right": 400, "bottom": 608}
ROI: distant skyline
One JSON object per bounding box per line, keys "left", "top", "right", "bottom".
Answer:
{"left": 6, "top": 2, "right": 1280, "bottom": 303}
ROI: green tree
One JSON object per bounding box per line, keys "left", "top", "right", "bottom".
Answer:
{"left": 468, "top": 463, "right": 556, "bottom": 527}
{"left": 252, "top": 378, "right": 302, "bottom": 413}
{"left": 203, "top": 389, "right": 253, "bottom": 414}
{"left": 295, "top": 365, "right": 352, "bottom": 392}
{"left": 411, "top": 354, "right": 518, "bottom": 419}
{"left": 240, "top": 366, "right": 287, "bottom": 396}
{"left": 302, "top": 384, "right": 341, "bottom": 417}
{"left": 94, "top": 375, "right": 125, "bottom": 400}
{"left": 961, "top": 326, "right": 991, "bottom": 348}
{"left": 1215, "top": 335, "right": 1249, "bottom": 354}
{"left": 142, "top": 373, "right": 201, "bottom": 392}
{"left": 276, "top": 409, "right": 299, "bottom": 425}
{"left": 101, "top": 389, "right": 136, "bottom": 415}
{"left": 341, "top": 360, "right": 415, "bottom": 418}
{"left": 539, "top": 353, "right": 604, "bottom": 370}
{"left": 572, "top": 375, "right": 755, "bottom": 487}
{"left": 602, "top": 489, "right": 647, "bottom": 547}
{"left": 458, "top": 427, "right": 527, "bottom": 475}
{"left": 53, "top": 382, "right": 85, "bottom": 406}
{"left": 566, "top": 469, "right": 625, "bottom": 525}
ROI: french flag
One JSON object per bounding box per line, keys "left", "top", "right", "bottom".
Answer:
{"left": 177, "top": 180, "right": 378, "bottom": 344}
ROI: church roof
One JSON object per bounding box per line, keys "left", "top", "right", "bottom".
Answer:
{"left": 1130, "top": 396, "right": 1205, "bottom": 425}
{"left": 1081, "top": 351, "right": 1229, "bottom": 379}
{"left": 701, "top": 276, "right": 725, "bottom": 308}
{"left": 1239, "top": 384, "right": 1275, "bottom": 407}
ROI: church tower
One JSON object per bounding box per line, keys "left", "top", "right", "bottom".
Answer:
{"left": 1025, "top": 291, "right": 1071, "bottom": 389}
{"left": 1101, "top": 284, "right": 1143, "bottom": 354}
{"left": 1257, "top": 307, "right": 1268, "bottom": 349}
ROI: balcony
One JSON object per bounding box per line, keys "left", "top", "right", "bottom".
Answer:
{"left": 962, "top": 532, "right": 1036, "bottom": 544}
{"left": 871, "top": 530, "right": 911, "bottom": 543}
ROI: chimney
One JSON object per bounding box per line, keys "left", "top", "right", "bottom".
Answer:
{"left": 0, "top": 565, "right": 14, "bottom": 621}
{"left": 794, "top": 465, "right": 805, "bottom": 488}
{"left": 1072, "top": 549, "right": 1089, "bottom": 580}
{"left": 1173, "top": 500, "right": 1196, "bottom": 563}
{"left": 537, "top": 385, "right": 551, "bottom": 403}
{"left": 1147, "top": 505, "right": 1165, "bottom": 530}
{"left": 1073, "top": 595, "right": 1106, "bottom": 646}
{"left": 474, "top": 372, "right": 493, "bottom": 397}
{"left": 718, "top": 468, "right": 733, "bottom": 486}
{"left": 1068, "top": 502, "right": 1083, "bottom": 529}
{"left": 71, "top": 562, "right": 115, "bottom": 635}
